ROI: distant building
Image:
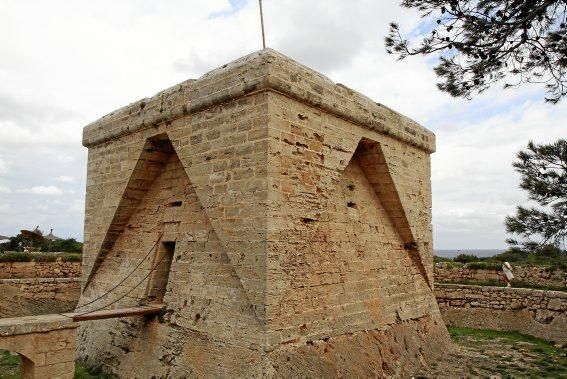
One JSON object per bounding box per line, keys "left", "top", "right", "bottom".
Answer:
{"left": 44, "top": 229, "right": 62, "bottom": 242}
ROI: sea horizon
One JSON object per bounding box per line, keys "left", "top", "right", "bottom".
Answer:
{"left": 434, "top": 249, "right": 506, "bottom": 258}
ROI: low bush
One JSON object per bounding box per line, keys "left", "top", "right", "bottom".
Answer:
{"left": 434, "top": 255, "right": 453, "bottom": 263}
{"left": 486, "top": 248, "right": 528, "bottom": 263}
{"left": 0, "top": 252, "right": 82, "bottom": 263}
{"left": 543, "top": 262, "right": 567, "bottom": 271}
{"left": 446, "top": 261, "right": 464, "bottom": 268}
{"left": 0, "top": 252, "right": 34, "bottom": 262}
{"left": 59, "top": 253, "right": 82, "bottom": 262}
{"left": 33, "top": 254, "right": 58, "bottom": 262}
{"left": 438, "top": 245, "right": 567, "bottom": 269}
{"left": 74, "top": 362, "right": 115, "bottom": 379}
{"left": 465, "top": 262, "right": 502, "bottom": 270}
{"left": 454, "top": 254, "right": 481, "bottom": 263}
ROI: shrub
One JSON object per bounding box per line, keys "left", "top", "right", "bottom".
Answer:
{"left": 434, "top": 255, "right": 453, "bottom": 263}
{"left": 74, "top": 362, "right": 115, "bottom": 379}
{"left": 454, "top": 254, "right": 481, "bottom": 263}
{"left": 465, "top": 262, "right": 502, "bottom": 270}
{"left": 485, "top": 245, "right": 567, "bottom": 268}
{"left": 1, "top": 234, "right": 83, "bottom": 254}
{"left": 0, "top": 252, "right": 82, "bottom": 263}
{"left": 33, "top": 253, "right": 58, "bottom": 262}
{"left": 489, "top": 248, "right": 528, "bottom": 263}
{"left": 40, "top": 238, "right": 83, "bottom": 254}
{"left": 535, "top": 244, "right": 564, "bottom": 259}
{"left": 0, "top": 252, "right": 34, "bottom": 262}
{"left": 59, "top": 253, "right": 82, "bottom": 262}
{"left": 548, "top": 262, "right": 567, "bottom": 271}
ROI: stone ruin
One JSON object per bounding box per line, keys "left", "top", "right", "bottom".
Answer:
{"left": 78, "top": 49, "right": 451, "bottom": 377}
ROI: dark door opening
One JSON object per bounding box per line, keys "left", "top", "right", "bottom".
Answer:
{"left": 146, "top": 241, "right": 175, "bottom": 303}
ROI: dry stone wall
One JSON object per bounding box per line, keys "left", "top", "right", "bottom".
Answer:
{"left": 434, "top": 263, "right": 567, "bottom": 288}
{"left": 435, "top": 284, "right": 567, "bottom": 343}
{"left": 77, "top": 48, "right": 450, "bottom": 377}
{"left": 0, "top": 278, "right": 80, "bottom": 317}
{"left": 0, "top": 262, "right": 81, "bottom": 279}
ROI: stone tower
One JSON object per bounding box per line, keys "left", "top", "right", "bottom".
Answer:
{"left": 78, "top": 49, "right": 451, "bottom": 377}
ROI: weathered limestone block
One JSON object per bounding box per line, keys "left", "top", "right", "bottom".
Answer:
{"left": 0, "top": 314, "right": 78, "bottom": 379}
{"left": 78, "top": 49, "right": 450, "bottom": 377}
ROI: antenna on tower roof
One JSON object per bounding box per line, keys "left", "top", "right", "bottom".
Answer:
{"left": 258, "top": 0, "right": 266, "bottom": 49}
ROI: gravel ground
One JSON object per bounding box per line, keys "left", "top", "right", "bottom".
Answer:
{"left": 415, "top": 327, "right": 567, "bottom": 378}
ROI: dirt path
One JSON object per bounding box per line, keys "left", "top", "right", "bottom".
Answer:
{"left": 416, "top": 327, "right": 567, "bottom": 378}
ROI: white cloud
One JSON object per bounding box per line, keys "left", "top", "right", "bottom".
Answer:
{"left": 57, "top": 175, "right": 75, "bottom": 183}
{"left": 0, "top": 0, "right": 564, "bottom": 248}
{"left": 0, "top": 119, "right": 81, "bottom": 148}
{"left": 431, "top": 100, "right": 567, "bottom": 248}
{"left": 32, "top": 204, "right": 49, "bottom": 212}
{"left": 0, "top": 185, "right": 11, "bottom": 193}
{"left": 0, "top": 157, "right": 7, "bottom": 175}
{"left": 18, "top": 186, "right": 63, "bottom": 196}
{"left": 68, "top": 199, "right": 85, "bottom": 213}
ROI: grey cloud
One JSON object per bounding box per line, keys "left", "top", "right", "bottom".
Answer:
{"left": 430, "top": 98, "right": 567, "bottom": 249}
{"left": 0, "top": 91, "right": 78, "bottom": 128}
{"left": 1, "top": 1, "right": 566, "bottom": 249}
{"left": 264, "top": 1, "right": 370, "bottom": 71}
{"left": 172, "top": 53, "right": 214, "bottom": 76}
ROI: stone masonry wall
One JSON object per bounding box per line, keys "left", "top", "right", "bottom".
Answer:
{"left": 263, "top": 90, "right": 438, "bottom": 350}
{"left": 0, "top": 314, "right": 78, "bottom": 379}
{"left": 0, "top": 278, "right": 80, "bottom": 317}
{"left": 434, "top": 263, "right": 567, "bottom": 288}
{"left": 77, "top": 49, "right": 450, "bottom": 377}
{"left": 435, "top": 284, "right": 567, "bottom": 343}
{"left": 0, "top": 261, "right": 81, "bottom": 279}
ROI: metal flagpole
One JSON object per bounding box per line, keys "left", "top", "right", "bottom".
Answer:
{"left": 259, "top": 0, "right": 266, "bottom": 48}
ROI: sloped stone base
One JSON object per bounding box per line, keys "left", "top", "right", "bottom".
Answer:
{"left": 78, "top": 313, "right": 450, "bottom": 378}
{"left": 267, "top": 313, "right": 451, "bottom": 377}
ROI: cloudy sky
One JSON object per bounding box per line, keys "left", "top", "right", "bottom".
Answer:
{"left": 0, "top": 0, "right": 564, "bottom": 249}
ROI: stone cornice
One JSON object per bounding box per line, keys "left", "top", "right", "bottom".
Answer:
{"left": 83, "top": 49, "right": 436, "bottom": 153}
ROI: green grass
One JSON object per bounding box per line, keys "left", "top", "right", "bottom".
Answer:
{"left": 0, "top": 351, "right": 20, "bottom": 367}
{"left": 0, "top": 351, "right": 113, "bottom": 379}
{"left": 448, "top": 327, "right": 560, "bottom": 354}
{"left": 0, "top": 351, "right": 21, "bottom": 379}
{"left": 73, "top": 363, "right": 114, "bottom": 379}
{"left": 448, "top": 326, "right": 567, "bottom": 378}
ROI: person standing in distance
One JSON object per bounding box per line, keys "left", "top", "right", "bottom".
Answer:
{"left": 502, "top": 261, "right": 514, "bottom": 288}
